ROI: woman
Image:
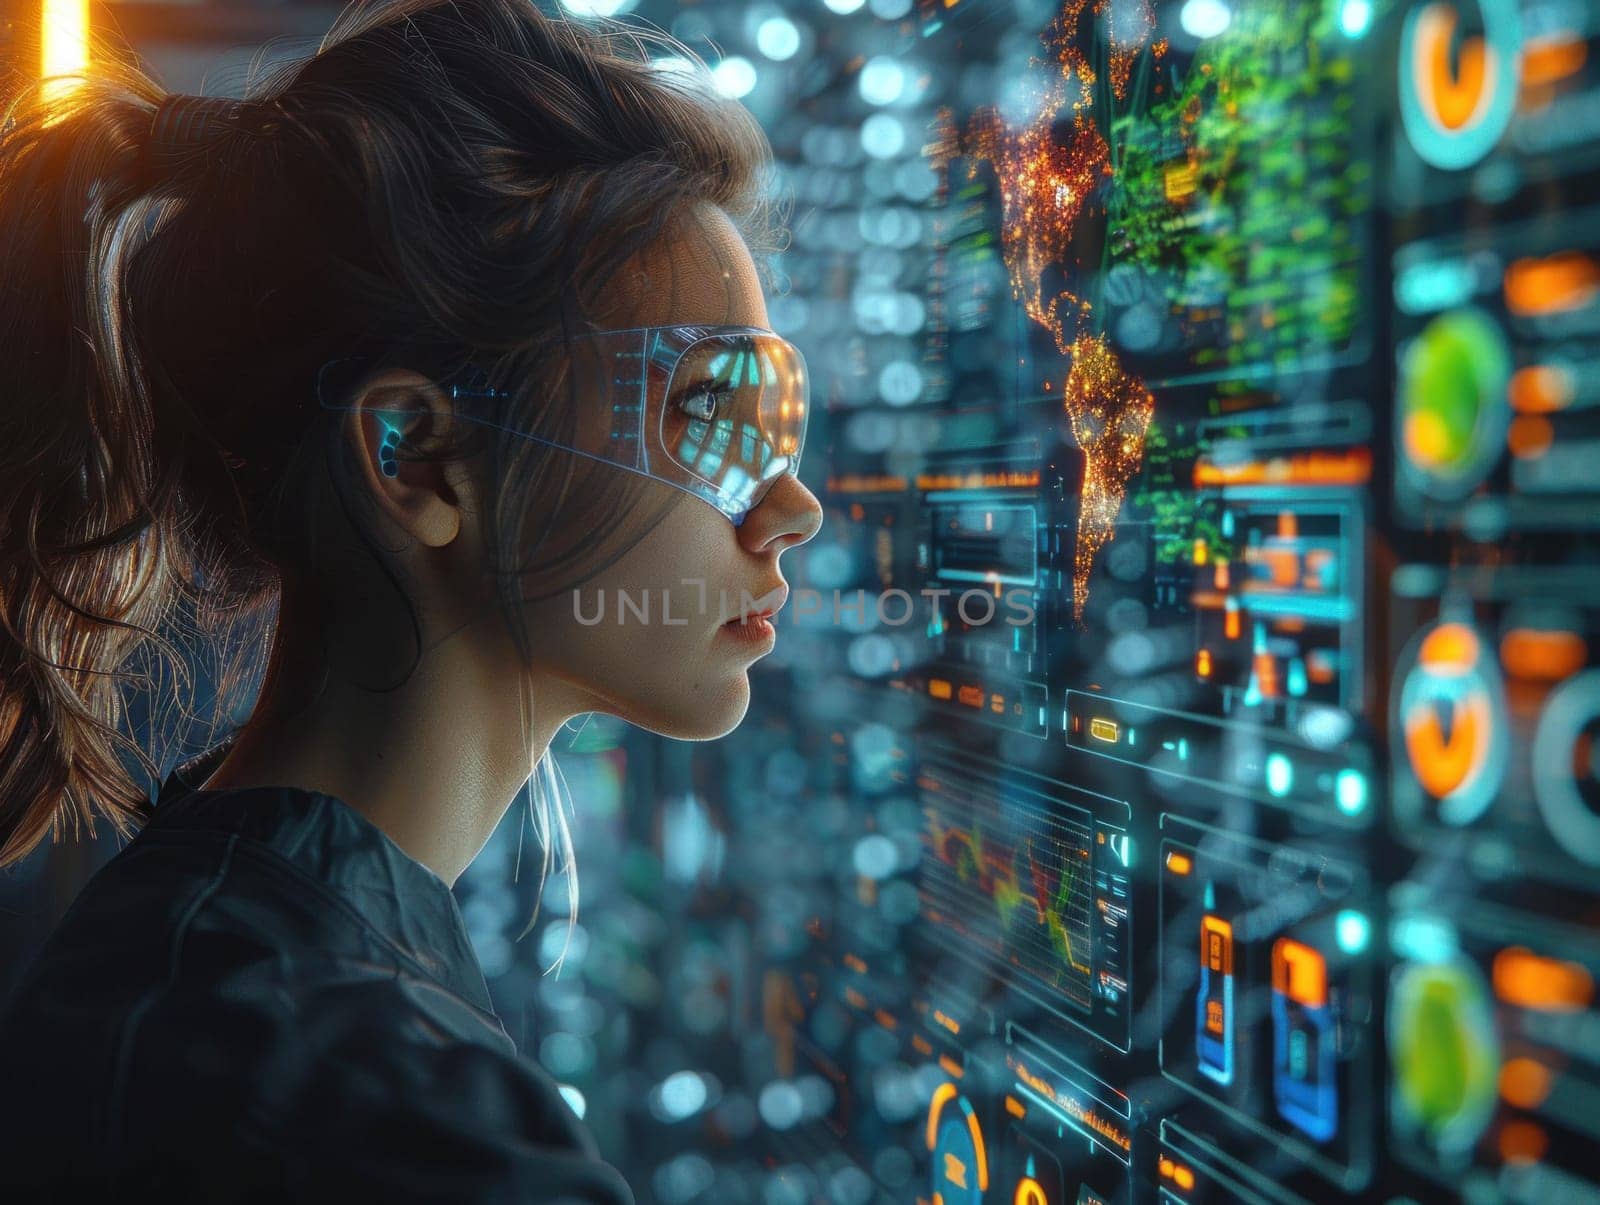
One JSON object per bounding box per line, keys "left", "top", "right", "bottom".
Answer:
{"left": 0, "top": 0, "right": 822, "bottom": 1198}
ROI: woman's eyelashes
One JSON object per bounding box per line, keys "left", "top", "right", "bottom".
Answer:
{"left": 678, "top": 381, "right": 732, "bottom": 421}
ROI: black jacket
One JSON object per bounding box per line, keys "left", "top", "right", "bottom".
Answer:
{"left": 0, "top": 762, "right": 634, "bottom": 1204}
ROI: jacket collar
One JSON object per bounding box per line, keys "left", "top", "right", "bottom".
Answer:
{"left": 150, "top": 746, "right": 497, "bottom": 1015}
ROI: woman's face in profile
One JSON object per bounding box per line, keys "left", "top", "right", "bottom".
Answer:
{"left": 518, "top": 202, "right": 823, "bottom": 740}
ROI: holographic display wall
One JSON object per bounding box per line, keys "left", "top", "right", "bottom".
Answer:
{"left": 492, "top": 0, "right": 1600, "bottom": 1201}
{"left": 5, "top": 0, "right": 1597, "bottom": 1202}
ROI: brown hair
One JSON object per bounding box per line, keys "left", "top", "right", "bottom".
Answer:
{"left": 0, "top": 0, "right": 784, "bottom": 867}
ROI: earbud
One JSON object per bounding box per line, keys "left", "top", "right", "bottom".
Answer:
{"left": 378, "top": 422, "right": 402, "bottom": 478}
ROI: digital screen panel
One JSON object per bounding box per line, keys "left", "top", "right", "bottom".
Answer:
{"left": 79, "top": 0, "right": 1591, "bottom": 1201}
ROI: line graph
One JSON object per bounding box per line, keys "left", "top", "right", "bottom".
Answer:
{"left": 920, "top": 773, "right": 1098, "bottom": 1012}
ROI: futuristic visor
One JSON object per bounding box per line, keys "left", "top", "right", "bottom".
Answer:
{"left": 318, "top": 324, "right": 809, "bottom": 526}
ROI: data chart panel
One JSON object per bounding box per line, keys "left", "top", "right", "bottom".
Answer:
{"left": 917, "top": 743, "right": 1133, "bottom": 1052}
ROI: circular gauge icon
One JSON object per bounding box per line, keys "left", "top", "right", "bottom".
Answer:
{"left": 1389, "top": 958, "right": 1500, "bottom": 1155}
{"left": 1398, "top": 309, "right": 1511, "bottom": 501}
{"left": 1532, "top": 669, "right": 1600, "bottom": 866}
{"left": 1392, "top": 620, "right": 1508, "bottom": 827}
{"left": 927, "top": 1082, "right": 988, "bottom": 1205}
{"left": 1398, "top": 0, "right": 1522, "bottom": 170}
{"left": 1014, "top": 1170, "right": 1049, "bottom": 1205}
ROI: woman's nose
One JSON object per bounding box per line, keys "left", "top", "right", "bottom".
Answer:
{"left": 738, "top": 472, "right": 824, "bottom": 554}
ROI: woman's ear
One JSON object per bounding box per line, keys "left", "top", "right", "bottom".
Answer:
{"left": 343, "top": 368, "right": 464, "bottom": 550}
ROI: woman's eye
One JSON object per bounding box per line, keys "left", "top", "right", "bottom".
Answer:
{"left": 680, "top": 386, "right": 729, "bottom": 422}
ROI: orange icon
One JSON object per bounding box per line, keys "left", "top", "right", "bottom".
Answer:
{"left": 1393, "top": 619, "right": 1507, "bottom": 826}
{"left": 1013, "top": 1174, "right": 1048, "bottom": 1205}
{"left": 1399, "top": 1, "right": 1521, "bottom": 170}
{"left": 1402, "top": 624, "right": 1492, "bottom": 800}
{"left": 1416, "top": 4, "right": 1493, "bottom": 131}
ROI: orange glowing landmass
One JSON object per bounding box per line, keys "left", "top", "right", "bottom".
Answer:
{"left": 959, "top": 106, "right": 1109, "bottom": 336}
{"left": 929, "top": 0, "right": 1162, "bottom": 625}
{"left": 1062, "top": 335, "right": 1155, "bottom": 623}
{"left": 1108, "top": 0, "right": 1159, "bottom": 100}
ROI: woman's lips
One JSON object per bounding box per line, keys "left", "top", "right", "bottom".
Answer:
{"left": 719, "top": 612, "right": 777, "bottom": 645}
{"left": 717, "top": 585, "right": 786, "bottom": 648}
{"left": 721, "top": 586, "right": 788, "bottom": 626}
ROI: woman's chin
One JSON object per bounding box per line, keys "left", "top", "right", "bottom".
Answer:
{"left": 611, "top": 676, "right": 751, "bottom": 741}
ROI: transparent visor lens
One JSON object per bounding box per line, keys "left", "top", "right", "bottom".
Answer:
{"left": 319, "top": 327, "right": 808, "bottom": 523}
{"left": 651, "top": 331, "right": 808, "bottom": 518}
{"left": 562, "top": 328, "right": 808, "bottom": 520}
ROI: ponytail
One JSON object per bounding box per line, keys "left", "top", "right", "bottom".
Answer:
{"left": 0, "top": 59, "right": 190, "bottom": 865}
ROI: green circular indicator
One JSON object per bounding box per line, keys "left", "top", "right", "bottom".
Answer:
{"left": 1389, "top": 958, "right": 1500, "bottom": 1155}
{"left": 1397, "top": 308, "right": 1511, "bottom": 500}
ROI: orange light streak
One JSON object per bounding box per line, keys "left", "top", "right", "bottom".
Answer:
{"left": 1504, "top": 251, "right": 1600, "bottom": 317}
{"left": 1493, "top": 947, "right": 1595, "bottom": 1012}
{"left": 1509, "top": 365, "right": 1574, "bottom": 413}
{"left": 1500, "top": 628, "right": 1586, "bottom": 680}
{"left": 1194, "top": 447, "right": 1373, "bottom": 487}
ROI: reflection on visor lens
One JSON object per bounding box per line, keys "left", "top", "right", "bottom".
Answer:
{"left": 317, "top": 325, "right": 809, "bottom": 526}
{"left": 655, "top": 332, "right": 808, "bottom": 519}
